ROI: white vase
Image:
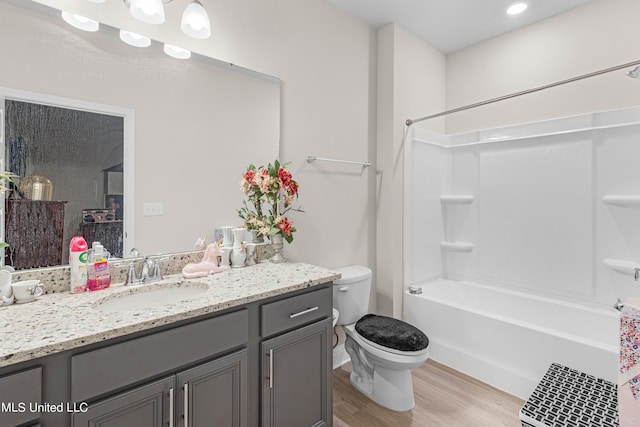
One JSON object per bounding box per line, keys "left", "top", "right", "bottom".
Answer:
{"left": 269, "top": 233, "right": 287, "bottom": 263}
{"left": 230, "top": 228, "right": 247, "bottom": 268}
{"left": 221, "top": 226, "right": 234, "bottom": 247}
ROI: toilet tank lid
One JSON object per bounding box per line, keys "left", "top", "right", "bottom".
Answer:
{"left": 333, "top": 265, "right": 372, "bottom": 285}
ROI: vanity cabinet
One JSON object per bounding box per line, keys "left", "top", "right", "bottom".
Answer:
{"left": 260, "top": 287, "right": 333, "bottom": 427}
{"left": 72, "top": 350, "right": 247, "bottom": 427}
{"left": 71, "top": 376, "right": 172, "bottom": 427}
{"left": 0, "top": 366, "right": 42, "bottom": 426}
{"left": 0, "top": 281, "right": 333, "bottom": 427}
{"left": 261, "top": 320, "right": 332, "bottom": 427}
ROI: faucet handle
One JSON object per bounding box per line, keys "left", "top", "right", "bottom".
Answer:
{"left": 144, "top": 257, "right": 163, "bottom": 282}
{"left": 125, "top": 262, "right": 139, "bottom": 285}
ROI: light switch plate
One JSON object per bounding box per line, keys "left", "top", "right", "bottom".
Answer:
{"left": 143, "top": 202, "right": 163, "bottom": 216}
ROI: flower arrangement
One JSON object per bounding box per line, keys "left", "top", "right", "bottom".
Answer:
{"left": 238, "top": 160, "right": 301, "bottom": 243}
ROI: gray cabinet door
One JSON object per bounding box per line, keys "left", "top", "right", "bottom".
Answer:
{"left": 71, "top": 376, "right": 173, "bottom": 427}
{"left": 176, "top": 349, "right": 248, "bottom": 427}
{"left": 261, "top": 319, "right": 332, "bottom": 427}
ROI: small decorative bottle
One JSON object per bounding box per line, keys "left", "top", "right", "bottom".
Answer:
{"left": 230, "top": 228, "right": 247, "bottom": 268}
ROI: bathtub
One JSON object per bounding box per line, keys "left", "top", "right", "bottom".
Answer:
{"left": 403, "top": 278, "right": 619, "bottom": 399}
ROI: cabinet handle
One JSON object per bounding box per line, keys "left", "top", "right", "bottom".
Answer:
{"left": 168, "top": 387, "right": 174, "bottom": 427}
{"left": 268, "top": 349, "right": 274, "bottom": 389}
{"left": 183, "top": 383, "right": 189, "bottom": 427}
{"left": 289, "top": 306, "right": 319, "bottom": 319}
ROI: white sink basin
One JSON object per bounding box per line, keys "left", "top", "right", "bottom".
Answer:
{"left": 93, "top": 281, "right": 208, "bottom": 312}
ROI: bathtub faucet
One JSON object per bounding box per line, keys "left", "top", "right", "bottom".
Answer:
{"left": 614, "top": 298, "right": 625, "bottom": 312}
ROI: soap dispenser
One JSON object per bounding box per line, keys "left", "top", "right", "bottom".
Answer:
{"left": 87, "top": 242, "right": 111, "bottom": 291}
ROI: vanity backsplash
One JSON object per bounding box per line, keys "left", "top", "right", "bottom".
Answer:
{"left": 11, "top": 251, "right": 207, "bottom": 294}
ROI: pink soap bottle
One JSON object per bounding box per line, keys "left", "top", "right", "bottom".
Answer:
{"left": 87, "top": 242, "right": 111, "bottom": 291}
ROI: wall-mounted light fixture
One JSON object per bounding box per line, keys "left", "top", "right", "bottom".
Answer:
{"left": 62, "top": 1, "right": 202, "bottom": 59}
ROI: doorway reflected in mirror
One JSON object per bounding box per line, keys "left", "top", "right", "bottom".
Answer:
{"left": 4, "top": 100, "right": 124, "bottom": 268}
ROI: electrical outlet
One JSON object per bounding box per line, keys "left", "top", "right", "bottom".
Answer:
{"left": 143, "top": 202, "right": 163, "bottom": 216}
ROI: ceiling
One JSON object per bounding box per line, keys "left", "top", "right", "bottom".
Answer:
{"left": 328, "top": 0, "right": 594, "bottom": 53}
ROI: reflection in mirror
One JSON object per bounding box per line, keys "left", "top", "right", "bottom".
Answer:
{"left": 0, "top": 0, "right": 280, "bottom": 270}
{"left": 4, "top": 100, "right": 124, "bottom": 269}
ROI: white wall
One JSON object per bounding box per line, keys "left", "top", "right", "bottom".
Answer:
{"left": 377, "top": 24, "right": 446, "bottom": 316}
{"left": 446, "top": 0, "right": 640, "bottom": 134}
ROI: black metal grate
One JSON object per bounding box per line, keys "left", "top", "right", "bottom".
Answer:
{"left": 519, "top": 363, "right": 618, "bottom": 427}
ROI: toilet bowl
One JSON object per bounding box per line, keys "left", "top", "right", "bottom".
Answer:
{"left": 333, "top": 265, "right": 429, "bottom": 412}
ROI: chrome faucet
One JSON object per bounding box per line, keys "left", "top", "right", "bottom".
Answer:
{"left": 126, "top": 256, "right": 163, "bottom": 285}
{"left": 613, "top": 298, "right": 625, "bottom": 312}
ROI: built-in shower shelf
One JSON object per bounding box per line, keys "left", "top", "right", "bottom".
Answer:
{"left": 602, "top": 195, "right": 640, "bottom": 207}
{"left": 440, "top": 241, "right": 474, "bottom": 252}
{"left": 440, "top": 195, "right": 474, "bottom": 204}
{"left": 603, "top": 258, "right": 639, "bottom": 276}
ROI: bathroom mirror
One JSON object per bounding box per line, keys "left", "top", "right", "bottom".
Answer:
{"left": 0, "top": 0, "right": 280, "bottom": 269}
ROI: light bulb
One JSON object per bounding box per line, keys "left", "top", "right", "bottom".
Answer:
{"left": 119, "top": 30, "right": 151, "bottom": 48}
{"left": 129, "top": 0, "right": 165, "bottom": 25}
{"left": 61, "top": 11, "right": 99, "bottom": 32}
{"left": 164, "top": 43, "right": 191, "bottom": 59}
{"left": 181, "top": 1, "right": 211, "bottom": 39}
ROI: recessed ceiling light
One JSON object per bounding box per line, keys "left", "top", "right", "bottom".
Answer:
{"left": 507, "top": 3, "right": 528, "bottom": 15}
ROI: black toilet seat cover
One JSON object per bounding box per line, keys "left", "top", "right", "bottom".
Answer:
{"left": 355, "top": 314, "right": 429, "bottom": 352}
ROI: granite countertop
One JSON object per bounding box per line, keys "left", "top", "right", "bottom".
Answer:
{"left": 0, "top": 262, "right": 339, "bottom": 368}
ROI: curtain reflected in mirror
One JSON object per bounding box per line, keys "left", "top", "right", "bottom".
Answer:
{"left": 4, "top": 100, "right": 123, "bottom": 269}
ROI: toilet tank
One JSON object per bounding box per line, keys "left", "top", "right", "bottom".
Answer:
{"left": 332, "top": 265, "right": 372, "bottom": 326}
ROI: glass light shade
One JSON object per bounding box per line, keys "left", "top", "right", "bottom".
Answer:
{"left": 119, "top": 30, "right": 151, "bottom": 47}
{"left": 163, "top": 43, "right": 191, "bottom": 59}
{"left": 61, "top": 11, "right": 99, "bottom": 32}
{"left": 181, "top": 1, "right": 211, "bottom": 39}
{"left": 129, "top": 0, "right": 165, "bottom": 25}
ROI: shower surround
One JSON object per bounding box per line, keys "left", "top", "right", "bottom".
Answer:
{"left": 403, "top": 105, "right": 640, "bottom": 397}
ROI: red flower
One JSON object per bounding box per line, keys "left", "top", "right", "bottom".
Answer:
{"left": 278, "top": 168, "right": 292, "bottom": 187}
{"left": 243, "top": 170, "right": 256, "bottom": 185}
{"left": 278, "top": 217, "right": 294, "bottom": 236}
{"left": 287, "top": 180, "right": 298, "bottom": 196}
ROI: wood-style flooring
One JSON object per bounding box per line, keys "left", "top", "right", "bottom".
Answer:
{"left": 333, "top": 360, "right": 525, "bottom": 427}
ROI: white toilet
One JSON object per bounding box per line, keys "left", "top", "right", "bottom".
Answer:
{"left": 333, "top": 265, "right": 430, "bottom": 412}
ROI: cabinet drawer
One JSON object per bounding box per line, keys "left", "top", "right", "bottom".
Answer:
{"left": 72, "top": 309, "right": 248, "bottom": 402}
{"left": 261, "top": 287, "right": 332, "bottom": 337}
{"left": 0, "top": 367, "right": 42, "bottom": 426}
